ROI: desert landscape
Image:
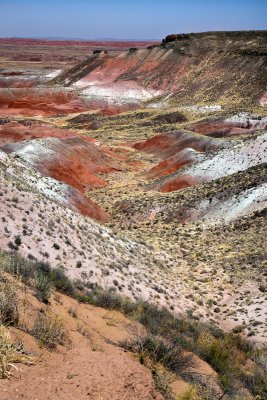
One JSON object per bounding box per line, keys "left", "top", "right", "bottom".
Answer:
{"left": 0, "top": 27, "right": 267, "bottom": 400}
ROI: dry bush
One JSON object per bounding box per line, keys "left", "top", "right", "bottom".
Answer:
{"left": 31, "top": 312, "right": 68, "bottom": 349}
{"left": 122, "top": 331, "right": 195, "bottom": 376}
{"left": 0, "top": 280, "right": 19, "bottom": 326}
{"left": 153, "top": 370, "right": 176, "bottom": 400}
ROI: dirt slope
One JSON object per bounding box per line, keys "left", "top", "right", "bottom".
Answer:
{"left": 0, "top": 276, "right": 164, "bottom": 400}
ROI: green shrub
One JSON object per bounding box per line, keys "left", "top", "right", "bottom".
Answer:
{"left": 34, "top": 272, "right": 52, "bottom": 304}
{"left": 14, "top": 236, "right": 22, "bottom": 246}
{"left": 153, "top": 370, "right": 175, "bottom": 400}
{"left": 90, "top": 288, "right": 124, "bottom": 310}
{"left": 50, "top": 268, "right": 74, "bottom": 296}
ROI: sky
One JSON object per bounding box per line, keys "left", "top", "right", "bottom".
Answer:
{"left": 0, "top": 0, "right": 266, "bottom": 40}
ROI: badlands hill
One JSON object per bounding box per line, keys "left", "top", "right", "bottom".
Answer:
{"left": 0, "top": 31, "right": 267, "bottom": 399}
{"left": 52, "top": 31, "right": 267, "bottom": 110}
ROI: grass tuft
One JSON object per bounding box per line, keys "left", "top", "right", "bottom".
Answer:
{"left": 0, "top": 326, "right": 30, "bottom": 379}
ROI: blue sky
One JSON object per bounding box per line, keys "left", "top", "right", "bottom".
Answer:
{"left": 0, "top": 0, "right": 266, "bottom": 39}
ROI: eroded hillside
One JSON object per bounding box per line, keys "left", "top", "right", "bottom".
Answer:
{"left": 52, "top": 31, "right": 267, "bottom": 109}
{"left": 0, "top": 31, "right": 267, "bottom": 399}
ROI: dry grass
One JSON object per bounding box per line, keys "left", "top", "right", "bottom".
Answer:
{"left": 176, "top": 386, "right": 203, "bottom": 400}
{"left": 0, "top": 279, "right": 19, "bottom": 326}
{"left": 0, "top": 326, "right": 29, "bottom": 379}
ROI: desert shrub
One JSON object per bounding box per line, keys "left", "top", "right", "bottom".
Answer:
{"left": 0, "top": 251, "right": 34, "bottom": 281}
{"left": 50, "top": 268, "right": 74, "bottom": 296}
{"left": 90, "top": 288, "right": 124, "bottom": 310}
{"left": 153, "top": 370, "right": 175, "bottom": 400}
{"left": 14, "top": 236, "right": 22, "bottom": 246}
{"left": 241, "top": 368, "right": 267, "bottom": 398}
{"left": 123, "top": 334, "right": 194, "bottom": 376}
{"left": 198, "top": 334, "right": 232, "bottom": 372}
{"left": 34, "top": 272, "right": 52, "bottom": 304}
{"left": 0, "top": 250, "right": 266, "bottom": 397}
{"left": 0, "top": 281, "right": 19, "bottom": 326}
{"left": 35, "top": 261, "right": 51, "bottom": 276}
{"left": 31, "top": 312, "right": 68, "bottom": 349}
{"left": 68, "top": 307, "right": 77, "bottom": 318}
{"left": 194, "top": 331, "right": 241, "bottom": 391}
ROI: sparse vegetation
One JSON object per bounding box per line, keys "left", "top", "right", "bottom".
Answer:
{"left": 0, "top": 250, "right": 266, "bottom": 397}
{"left": 0, "top": 29, "right": 266, "bottom": 397}
{"left": 31, "top": 312, "right": 68, "bottom": 349}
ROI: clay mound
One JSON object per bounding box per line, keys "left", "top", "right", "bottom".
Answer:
{"left": 132, "top": 130, "right": 224, "bottom": 178}
{"left": 133, "top": 130, "right": 223, "bottom": 158}
{"left": 188, "top": 113, "right": 267, "bottom": 138}
{"left": 0, "top": 88, "right": 87, "bottom": 116}
{"left": 1, "top": 136, "right": 120, "bottom": 193}
{"left": 53, "top": 47, "right": 168, "bottom": 87}
{"left": 79, "top": 81, "right": 160, "bottom": 114}
{"left": 150, "top": 132, "right": 267, "bottom": 193}
{"left": 149, "top": 149, "right": 205, "bottom": 178}
{"left": 0, "top": 121, "right": 96, "bottom": 143}
{"left": 0, "top": 149, "right": 108, "bottom": 222}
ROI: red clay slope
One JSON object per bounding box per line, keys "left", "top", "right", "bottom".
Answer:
{"left": 0, "top": 122, "right": 133, "bottom": 222}
{"left": 0, "top": 121, "right": 95, "bottom": 143}
{"left": 0, "top": 121, "right": 142, "bottom": 221}
{"left": 1, "top": 135, "right": 121, "bottom": 192}
{"left": 187, "top": 114, "right": 267, "bottom": 138}
{"left": 132, "top": 130, "right": 225, "bottom": 178}
{"left": 151, "top": 132, "right": 267, "bottom": 193}
{"left": 0, "top": 88, "right": 87, "bottom": 116}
